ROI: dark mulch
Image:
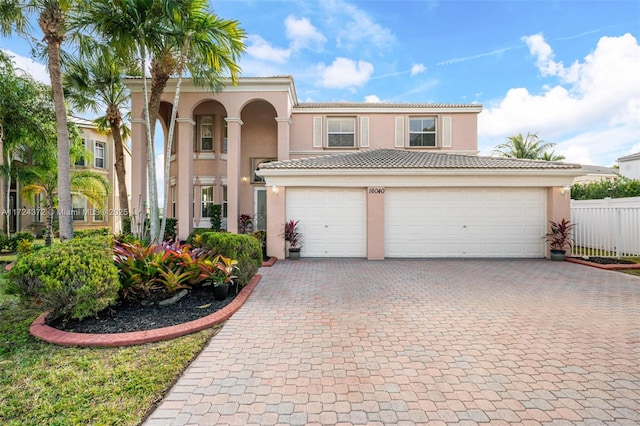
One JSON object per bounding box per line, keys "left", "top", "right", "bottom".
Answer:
{"left": 46, "top": 286, "right": 239, "bottom": 334}
{"left": 578, "top": 256, "right": 637, "bottom": 265}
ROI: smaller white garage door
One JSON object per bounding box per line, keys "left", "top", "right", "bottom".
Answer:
{"left": 385, "top": 188, "right": 546, "bottom": 258}
{"left": 287, "top": 188, "right": 366, "bottom": 257}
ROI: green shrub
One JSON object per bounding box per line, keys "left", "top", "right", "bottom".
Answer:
{"left": 208, "top": 205, "right": 222, "bottom": 231}
{"left": 74, "top": 227, "right": 111, "bottom": 239}
{"left": 572, "top": 177, "right": 640, "bottom": 200}
{"left": 186, "top": 228, "right": 213, "bottom": 245}
{"left": 197, "top": 232, "right": 262, "bottom": 286}
{"left": 0, "top": 234, "right": 8, "bottom": 252}
{"left": 6, "top": 235, "right": 120, "bottom": 321}
{"left": 164, "top": 217, "right": 178, "bottom": 241}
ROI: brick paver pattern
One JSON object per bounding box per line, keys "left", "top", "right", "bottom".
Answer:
{"left": 144, "top": 259, "right": 640, "bottom": 425}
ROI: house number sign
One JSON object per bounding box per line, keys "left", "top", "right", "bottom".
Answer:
{"left": 368, "top": 187, "right": 385, "bottom": 194}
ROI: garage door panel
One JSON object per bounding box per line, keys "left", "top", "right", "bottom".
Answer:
{"left": 385, "top": 188, "right": 545, "bottom": 258}
{"left": 287, "top": 189, "right": 366, "bottom": 258}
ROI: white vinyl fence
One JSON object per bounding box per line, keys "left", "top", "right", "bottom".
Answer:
{"left": 570, "top": 197, "right": 640, "bottom": 257}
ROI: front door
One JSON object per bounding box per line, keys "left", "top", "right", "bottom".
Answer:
{"left": 254, "top": 187, "right": 267, "bottom": 231}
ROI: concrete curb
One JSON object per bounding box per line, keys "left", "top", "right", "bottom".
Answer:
{"left": 30, "top": 274, "right": 262, "bottom": 348}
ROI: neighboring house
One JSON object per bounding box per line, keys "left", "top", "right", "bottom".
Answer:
{"left": 618, "top": 152, "right": 640, "bottom": 179}
{"left": 0, "top": 117, "right": 131, "bottom": 236}
{"left": 125, "top": 76, "right": 583, "bottom": 260}
{"left": 573, "top": 164, "right": 619, "bottom": 184}
{"left": 68, "top": 117, "right": 132, "bottom": 234}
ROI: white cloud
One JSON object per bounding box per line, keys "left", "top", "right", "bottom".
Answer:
{"left": 410, "top": 64, "right": 426, "bottom": 76}
{"left": 479, "top": 33, "right": 640, "bottom": 166}
{"left": 318, "top": 57, "right": 374, "bottom": 89}
{"left": 2, "top": 49, "right": 49, "bottom": 84}
{"left": 364, "top": 95, "right": 382, "bottom": 103}
{"left": 245, "top": 35, "right": 291, "bottom": 64}
{"left": 285, "top": 15, "right": 326, "bottom": 52}
{"left": 321, "top": 0, "right": 394, "bottom": 50}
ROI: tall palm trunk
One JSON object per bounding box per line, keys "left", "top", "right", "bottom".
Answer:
{"left": 107, "top": 104, "right": 129, "bottom": 215}
{"left": 39, "top": 5, "right": 73, "bottom": 241}
{"left": 159, "top": 38, "right": 190, "bottom": 241}
{"left": 138, "top": 38, "right": 160, "bottom": 243}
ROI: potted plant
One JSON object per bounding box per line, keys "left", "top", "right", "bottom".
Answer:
{"left": 282, "top": 219, "right": 303, "bottom": 260}
{"left": 198, "top": 255, "right": 239, "bottom": 300}
{"left": 545, "top": 218, "right": 576, "bottom": 261}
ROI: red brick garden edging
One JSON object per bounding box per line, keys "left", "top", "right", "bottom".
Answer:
{"left": 30, "top": 274, "right": 262, "bottom": 347}
{"left": 566, "top": 257, "right": 640, "bottom": 270}
{"left": 262, "top": 256, "right": 277, "bottom": 267}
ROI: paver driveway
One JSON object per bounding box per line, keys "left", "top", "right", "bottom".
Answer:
{"left": 144, "top": 259, "right": 640, "bottom": 425}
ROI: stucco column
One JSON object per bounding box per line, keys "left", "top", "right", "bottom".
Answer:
{"left": 367, "top": 187, "right": 386, "bottom": 260}
{"left": 130, "top": 118, "right": 148, "bottom": 223}
{"left": 225, "top": 117, "right": 243, "bottom": 233}
{"left": 176, "top": 118, "right": 195, "bottom": 240}
{"left": 275, "top": 117, "right": 291, "bottom": 161}
{"left": 266, "top": 185, "right": 286, "bottom": 259}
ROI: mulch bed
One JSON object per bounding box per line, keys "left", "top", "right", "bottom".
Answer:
{"left": 578, "top": 256, "right": 636, "bottom": 265}
{"left": 47, "top": 286, "right": 239, "bottom": 334}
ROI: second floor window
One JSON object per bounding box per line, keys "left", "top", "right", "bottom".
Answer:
{"left": 327, "top": 117, "right": 355, "bottom": 148}
{"left": 201, "top": 116, "right": 213, "bottom": 151}
{"left": 94, "top": 141, "right": 105, "bottom": 168}
{"left": 409, "top": 117, "right": 436, "bottom": 147}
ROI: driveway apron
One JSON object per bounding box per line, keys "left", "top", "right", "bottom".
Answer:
{"left": 144, "top": 259, "right": 640, "bottom": 425}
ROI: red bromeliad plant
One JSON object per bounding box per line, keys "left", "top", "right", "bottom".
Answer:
{"left": 283, "top": 219, "right": 303, "bottom": 250}
{"left": 113, "top": 240, "right": 216, "bottom": 301}
{"left": 545, "top": 219, "right": 576, "bottom": 252}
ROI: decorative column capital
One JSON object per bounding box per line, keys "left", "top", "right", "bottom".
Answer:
{"left": 225, "top": 117, "right": 244, "bottom": 126}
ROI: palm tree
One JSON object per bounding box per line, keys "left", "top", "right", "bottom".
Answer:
{"left": 63, "top": 47, "right": 138, "bottom": 216}
{"left": 157, "top": 0, "right": 245, "bottom": 240}
{"left": 73, "top": 0, "right": 245, "bottom": 242}
{"left": 21, "top": 167, "right": 111, "bottom": 245}
{"left": 492, "top": 132, "right": 558, "bottom": 160}
{"left": 541, "top": 151, "right": 566, "bottom": 162}
{"left": 0, "top": 0, "right": 76, "bottom": 241}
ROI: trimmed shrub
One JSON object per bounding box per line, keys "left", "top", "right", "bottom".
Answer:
{"left": 208, "top": 205, "right": 222, "bottom": 231}
{"left": 197, "top": 232, "right": 262, "bottom": 286}
{"left": 74, "top": 227, "right": 111, "bottom": 239}
{"left": 6, "top": 235, "right": 120, "bottom": 321}
{"left": 186, "top": 228, "right": 213, "bottom": 245}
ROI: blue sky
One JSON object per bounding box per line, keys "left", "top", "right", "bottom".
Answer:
{"left": 1, "top": 0, "right": 639, "bottom": 167}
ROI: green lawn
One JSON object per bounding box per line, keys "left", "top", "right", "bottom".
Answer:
{"left": 0, "top": 273, "right": 219, "bottom": 425}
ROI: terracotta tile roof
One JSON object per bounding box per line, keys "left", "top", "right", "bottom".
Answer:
{"left": 296, "top": 102, "right": 481, "bottom": 109}
{"left": 259, "top": 149, "right": 582, "bottom": 170}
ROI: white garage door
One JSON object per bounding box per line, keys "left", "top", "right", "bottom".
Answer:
{"left": 287, "top": 188, "right": 366, "bottom": 257}
{"left": 385, "top": 188, "right": 546, "bottom": 258}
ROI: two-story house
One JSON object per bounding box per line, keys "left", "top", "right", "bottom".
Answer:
{"left": 0, "top": 116, "right": 131, "bottom": 236}
{"left": 125, "top": 76, "right": 582, "bottom": 260}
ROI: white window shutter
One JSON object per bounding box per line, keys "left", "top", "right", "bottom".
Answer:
{"left": 442, "top": 116, "right": 452, "bottom": 148}
{"left": 360, "top": 117, "right": 369, "bottom": 147}
{"left": 313, "top": 117, "right": 323, "bottom": 148}
{"left": 395, "top": 117, "right": 404, "bottom": 147}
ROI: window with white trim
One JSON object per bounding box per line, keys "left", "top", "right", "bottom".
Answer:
{"left": 72, "top": 195, "right": 87, "bottom": 221}
{"left": 222, "top": 186, "right": 228, "bottom": 219}
{"left": 327, "top": 117, "right": 356, "bottom": 148}
{"left": 201, "top": 186, "right": 214, "bottom": 218}
{"left": 94, "top": 141, "right": 106, "bottom": 168}
{"left": 200, "top": 116, "right": 214, "bottom": 151}
{"left": 408, "top": 117, "right": 436, "bottom": 147}
{"left": 222, "top": 117, "right": 228, "bottom": 154}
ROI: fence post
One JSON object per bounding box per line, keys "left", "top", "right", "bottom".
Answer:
{"left": 615, "top": 208, "right": 621, "bottom": 259}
